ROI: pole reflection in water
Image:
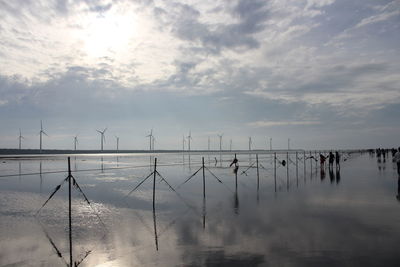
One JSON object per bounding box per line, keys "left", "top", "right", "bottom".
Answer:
{"left": 202, "top": 197, "right": 206, "bottom": 229}
{"left": 152, "top": 207, "right": 159, "bottom": 251}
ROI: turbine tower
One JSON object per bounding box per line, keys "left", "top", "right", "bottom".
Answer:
{"left": 187, "top": 131, "right": 192, "bottom": 151}
{"left": 146, "top": 129, "right": 153, "bottom": 151}
{"left": 115, "top": 136, "right": 119, "bottom": 151}
{"left": 39, "top": 120, "right": 48, "bottom": 152}
{"left": 18, "top": 129, "right": 24, "bottom": 150}
{"left": 270, "top": 138, "right": 272, "bottom": 150}
{"left": 248, "top": 137, "right": 252, "bottom": 151}
{"left": 217, "top": 133, "right": 223, "bottom": 151}
{"left": 152, "top": 136, "right": 155, "bottom": 151}
{"left": 96, "top": 128, "right": 107, "bottom": 151}
{"left": 182, "top": 135, "right": 186, "bottom": 151}
{"left": 230, "top": 139, "right": 232, "bottom": 151}
{"left": 73, "top": 135, "right": 78, "bottom": 151}
{"left": 288, "top": 138, "right": 290, "bottom": 150}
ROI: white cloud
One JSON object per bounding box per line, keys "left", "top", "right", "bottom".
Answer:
{"left": 354, "top": 10, "right": 400, "bottom": 29}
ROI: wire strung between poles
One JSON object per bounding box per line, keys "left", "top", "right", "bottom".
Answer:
{"left": 240, "top": 162, "right": 256, "bottom": 175}
{"left": 125, "top": 171, "right": 155, "bottom": 197}
{"left": 204, "top": 167, "right": 234, "bottom": 194}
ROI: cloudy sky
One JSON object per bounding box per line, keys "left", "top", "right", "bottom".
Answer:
{"left": 0, "top": 0, "right": 399, "bottom": 150}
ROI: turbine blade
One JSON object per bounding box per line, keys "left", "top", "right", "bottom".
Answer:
{"left": 43, "top": 131, "right": 48, "bottom": 137}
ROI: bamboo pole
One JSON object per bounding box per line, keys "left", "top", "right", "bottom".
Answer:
{"left": 274, "top": 152, "right": 277, "bottom": 192}
{"left": 202, "top": 157, "right": 205, "bottom": 199}
{"left": 153, "top": 158, "right": 157, "bottom": 210}
{"left": 256, "top": 154, "right": 260, "bottom": 192}
{"left": 68, "top": 157, "right": 73, "bottom": 267}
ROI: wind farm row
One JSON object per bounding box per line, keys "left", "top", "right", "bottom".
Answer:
{"left": 10, "top": 121, "right": 293, "bottom": 153}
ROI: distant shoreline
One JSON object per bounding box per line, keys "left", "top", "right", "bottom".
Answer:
{"left": 0, "top": 148, "right": 365, "bottom": 157}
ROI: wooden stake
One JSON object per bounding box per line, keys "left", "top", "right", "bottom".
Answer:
{"left": 202, "top": 157, "right": 205, "bottom": 199}
{"left": 256, "top": 154, "right": 259, "bottom": 192}
{"left": 68, "top": 157, "right": 72, "bottom": 267}
{"left": 274, "top": 152, "right": 277, "bottom": 192}
{"left": 153, "top": 158, "right": 157, "bottom": 210}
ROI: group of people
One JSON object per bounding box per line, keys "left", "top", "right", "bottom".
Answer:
{"left": 319, "top": 151, "right": 340, "bottom": 169}
{"left": 393, "top": 147, "right": 400, "bottom": 175}
{"left": 376, "top": 147, "right": 400, "bottom": 175}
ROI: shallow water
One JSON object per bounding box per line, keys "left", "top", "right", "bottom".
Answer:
{"left": 0, "top": 152, "right": 399, "bottom": 266}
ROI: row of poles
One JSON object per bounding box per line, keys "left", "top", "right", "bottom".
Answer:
{"left": 35, "top": 150, "right": 349, "bottom": 266}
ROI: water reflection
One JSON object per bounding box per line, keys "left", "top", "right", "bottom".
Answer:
{"left": 1, "top": 153, "right": 400, "bottom": 266}
{"left": 397, "top": 177, "right": 400, "bottom": 202}
{"left": 320, "top": 168, "right": 326, "bottom": 181}
{"left": 329, "top": 168, "right": 335, "bottom": 183}
{"left": 336, "top": 168, "right": 341, "bottom": 184}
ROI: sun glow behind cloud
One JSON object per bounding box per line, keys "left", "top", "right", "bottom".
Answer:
{"left": 79, "top": 9, "right": 137, "bottom": 59}
{"left": 0, "top": 0, "right": 399, "bottom": 149}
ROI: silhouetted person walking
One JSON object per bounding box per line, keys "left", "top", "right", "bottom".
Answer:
{"left": 394, "top": 147, "right": 400, "bottom": 175}
{"left": 335, "top": 151, "right": 340, "bottom": 169}
{"left": 328, "top": 152, "right": 334, "bottom": 169}
{"left": 320, "top": 154, "right": 326, "bottom": 169}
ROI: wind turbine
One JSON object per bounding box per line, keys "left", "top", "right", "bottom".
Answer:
{"left": 187, "top": 131, "right": 192, "bottom": 151}
{"left": 288, "top": 138, "right": 290, "bottom": 150}
{"left": 146, "top": 129, "right": 153, "bottom": 151}
{"left": 248, "top": 137, "right": 252, "bottom": 151}
{"left": 39, "top": 120, "right": 48, "bottom": 152}
{"left": 182, "top": 135, "right": 186, "bottom": 151}
{"left": 115, "top": 136, "right": 119, "bottom": 151}
{"left": 270, "top": 138, "right": 272, "bottom": 150}
{"left": 152, "top": 136, "right": 156, "bottom": 151}
{"left": 96, "top": 128, "right": 107, "bottom": 151}
{"left": 73, "top": 135, "right": 78, "bottom": 151}
{"left": 217, "top": 133, "right": 223, "bottom": 151}
{"left": 18, "top": 129, "right": 24, "bottom": 150}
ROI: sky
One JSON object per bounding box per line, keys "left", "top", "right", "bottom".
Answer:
{"left": 0, "top": 0, "right": 399, "bottom": 150}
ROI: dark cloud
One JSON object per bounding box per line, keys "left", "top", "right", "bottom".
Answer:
{"left": 169, "top": 0, "right": 269, "bottom": 54}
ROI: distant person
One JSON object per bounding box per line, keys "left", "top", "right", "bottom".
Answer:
{"left": 320, "top": 154, "right": 326, "bottom": 168}
{"left": 328, "top": 152, "right": 334, "bottom": 169}
{"left": 391, "top": 148, "right": 397, "bottom": 159}
{"left": 394, "top": 147, "right": 400, "bottom": 175}
{"left": 335, "top": 151, "right": 340, "bottom": 168}
{"left": 230, "top": 157, "right": 238, "bottom": 167}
